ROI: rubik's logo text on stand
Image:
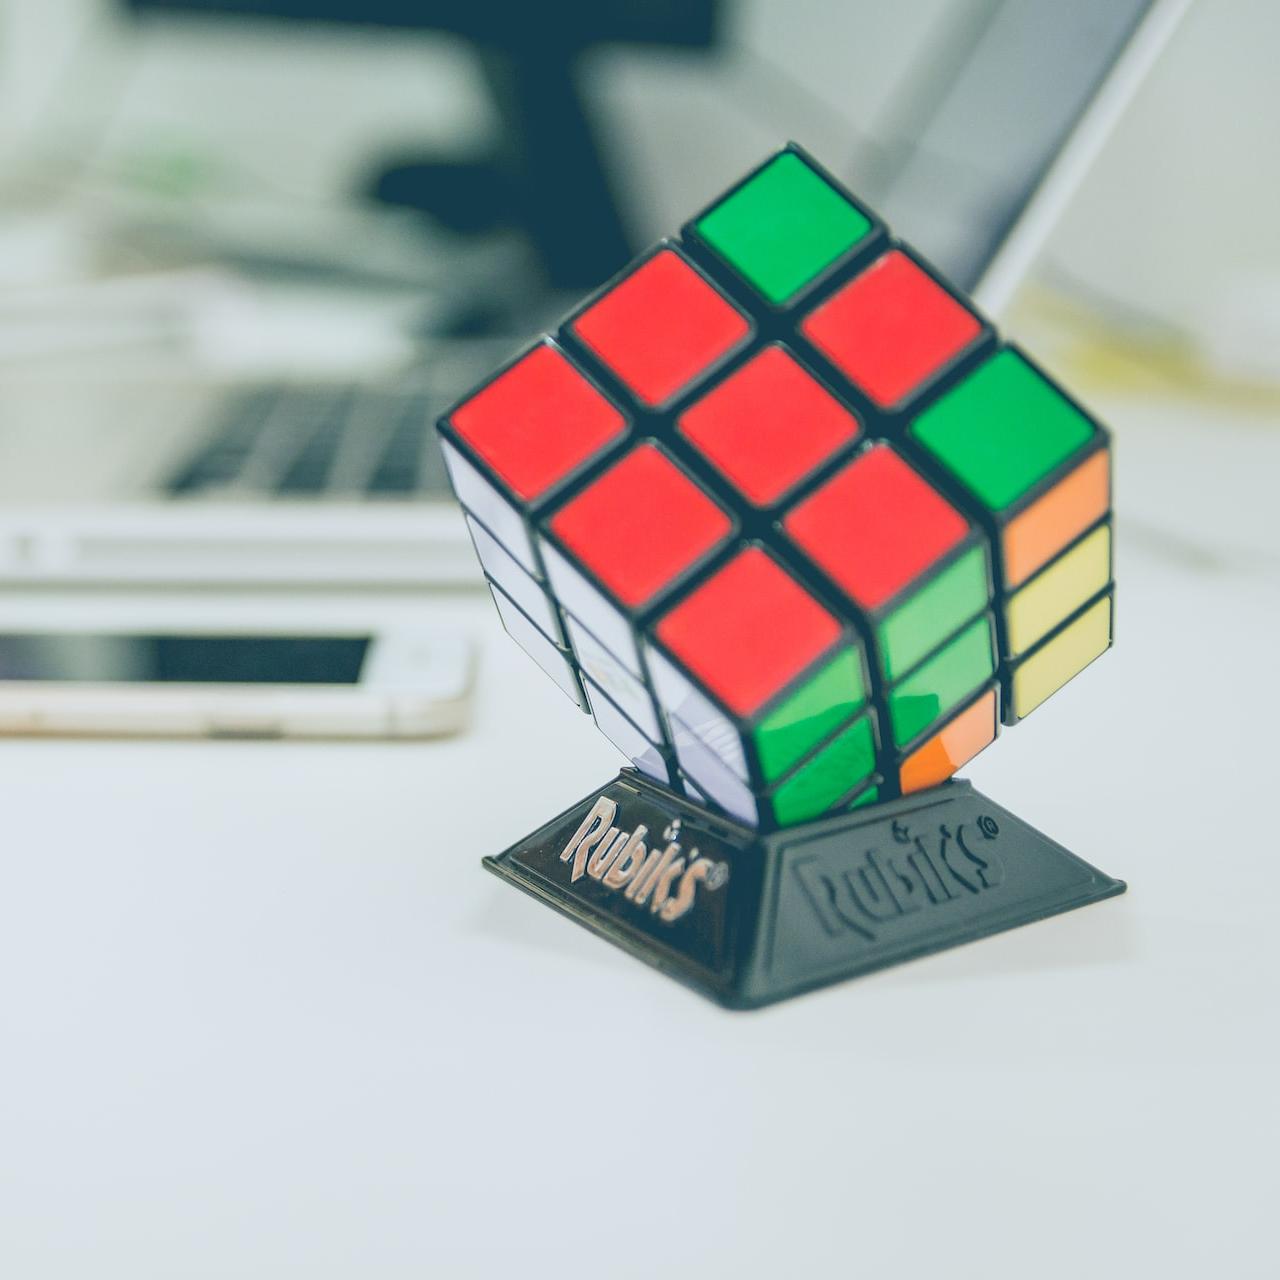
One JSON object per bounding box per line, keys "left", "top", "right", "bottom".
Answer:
{"left": 438, "top": 145, "right": 1114, "bottom": 831}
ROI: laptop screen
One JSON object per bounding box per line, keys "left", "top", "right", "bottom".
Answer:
{"left": 871, "top": 0, "right": 1171, "bottom": 301}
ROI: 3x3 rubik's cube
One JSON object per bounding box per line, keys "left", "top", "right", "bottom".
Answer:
{"left": 438, "top": 146, "right": 1114, "bottom": 831}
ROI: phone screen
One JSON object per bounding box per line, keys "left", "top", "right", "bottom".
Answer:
{"left": 0, "top": 634, "right": 371, "bottom": 684}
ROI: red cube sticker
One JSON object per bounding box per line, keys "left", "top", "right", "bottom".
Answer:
{"left": 571, "top": 249, "right": 751, "bottom": 407}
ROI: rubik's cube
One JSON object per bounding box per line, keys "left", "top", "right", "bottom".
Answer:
{"left": 438, "top": 145, "right": 1114, "bottom": 831}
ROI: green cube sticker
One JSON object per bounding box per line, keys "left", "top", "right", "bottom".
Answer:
{"left": 888, "top": 616, "right": 994, "bottom": 746}
{"left": 847, "top": 783, "right": 879, "bottom": 811}
{"left": 770, "top": 714, "right": 876, "bottom": 826}
{"left": 909, "top": 350, "right": 1096, "bottom": 511}
{"left": 754, "top": 648, "right": 866, "bottom": 782}
{"left": 878, "top": 545, "right": 989, "bottom": 681}
{"left": 694, "top": 153, "right": 872, "bottom": 305}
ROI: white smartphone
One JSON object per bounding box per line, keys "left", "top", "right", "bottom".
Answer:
{"left": 0, "top": 627, "right": 475, "bottom": 739}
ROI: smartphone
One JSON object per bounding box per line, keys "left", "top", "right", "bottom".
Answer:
{"left": 0, "top": 628, "right": 475, "bottom": 739}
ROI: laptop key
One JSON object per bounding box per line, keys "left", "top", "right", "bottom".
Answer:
{"left": 165, "top": 389, "right": 279, "bottom": 495}
{"left": 367, "top": 415, "right": 426, "bottom": 494}
{"left": 274, "top": 416, "right": 346, "bottom": 494}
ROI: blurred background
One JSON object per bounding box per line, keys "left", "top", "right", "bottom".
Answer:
{"left": 0, "top": 0, "right": 1275, "bottom": 340}
{"left": 1, "top": 0, "right": 1275, "bottom": 313}
{"left": 0, "top": 0, "right": 1275, "bottom": 577}
{"left": 2, "top": 5, "right": 1278, "bottom": 1278}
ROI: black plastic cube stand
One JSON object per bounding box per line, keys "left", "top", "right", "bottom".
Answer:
{"left": 484, "top": 771, "right": 1125, "bottom": 1009}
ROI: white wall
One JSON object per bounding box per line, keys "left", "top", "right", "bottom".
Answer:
{"left": 1045, "top": 0, "right": 1280, "bottom": 322}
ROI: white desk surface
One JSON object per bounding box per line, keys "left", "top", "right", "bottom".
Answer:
{"left": 1, "top": 389, "right": 1276, "bottom": 1279}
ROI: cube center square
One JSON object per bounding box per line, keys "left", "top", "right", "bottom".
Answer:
{"left": 439, "top": 142, "right": 1115, "bottom": 835}
{"left": 677, "top": 344, "right": 862, "bottom": 506}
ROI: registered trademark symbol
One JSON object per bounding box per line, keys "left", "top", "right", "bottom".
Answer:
{"left": 978, "top": 815, "right": 999, "bottom": 840}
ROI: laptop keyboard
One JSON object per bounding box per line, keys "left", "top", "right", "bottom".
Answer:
{"left": 164, "top": 382, "right": 454, "bottom": 500}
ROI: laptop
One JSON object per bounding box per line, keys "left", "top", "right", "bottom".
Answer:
{"left": 0, "top": 0, "right": 1186, "bottom": 588}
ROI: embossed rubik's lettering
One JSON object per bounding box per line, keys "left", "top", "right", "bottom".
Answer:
{"left": 438, "top": 144, "right": 1114, "bottom": 831}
